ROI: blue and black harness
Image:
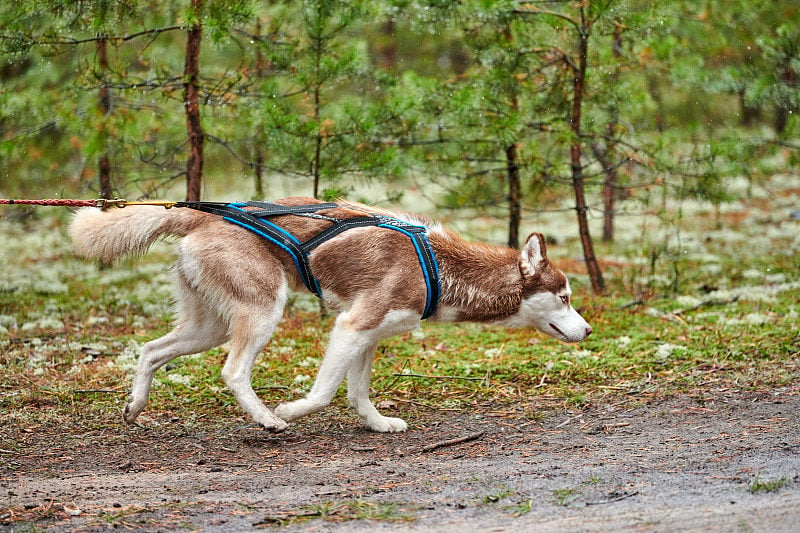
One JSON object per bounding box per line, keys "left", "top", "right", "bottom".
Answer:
{"left": 176, "top": 201, "right": 441, "bottom": 319}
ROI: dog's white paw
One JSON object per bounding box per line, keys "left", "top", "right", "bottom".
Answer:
{"left": 365, "top": 415, "right": 408, "bottom": 433}
{"left": 249, "top": 408, "right": 290, "bottom": 432}
{"left": 275, "top": 399, "right": 319, "bottom": 422}
{"left": 260, "top": 418, "right": 289, "bottom": 433}
{"left": 122, "top": 401, "right": 144, "bottom": 425}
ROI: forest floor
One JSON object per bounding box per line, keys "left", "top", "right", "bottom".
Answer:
{"left": 3, "top": 386, "right": 800, "bottom": 532}
{"left": 2, "top": 173, "right": 799, "bottom": 531}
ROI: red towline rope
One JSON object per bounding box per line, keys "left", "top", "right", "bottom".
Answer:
{"left": 0, "top": 198, "right": 178, "bottom": 208}
{"left": 0, "top": 198, "right": 101, "bottom": 207}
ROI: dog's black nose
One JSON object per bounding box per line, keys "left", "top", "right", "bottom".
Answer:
{"left": 585, "top": 326, "right": 593, "bottom": 337}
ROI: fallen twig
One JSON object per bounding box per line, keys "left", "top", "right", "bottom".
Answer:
{"left": 556, "top": 414, "right": 582, "bottom": 428}
{"left": 617, "top": 299, "right": 644, "bottom": 310}
{"left": 254, "top": 509, "right": 321, "bottom": 526}
{"left": 421, "top": 431, "right": 485, "bottom": 453}
{"left": 392, "top": 398, "right": 465, "bottom": 412}
{"left": 586, "top": 490, "right": 639, "bottom": 506}
{"left": 602, "top": 422, "right": 631, "bottom": 432}
{"left": 392, "top": 372, "right": 484, "bottom": 382}
{"left": 647, "top": 296, "right": 741, "bottom": 324}
{"left": 672, "top": 296, "right": 739, "bottom": 315}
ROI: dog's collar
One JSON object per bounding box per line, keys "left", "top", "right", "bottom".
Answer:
{"left": 176, "top": 201, "right": 441, "bottom": 320}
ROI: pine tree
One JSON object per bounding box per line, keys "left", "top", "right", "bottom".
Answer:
{"left": 256, "top": 0, "right": 400, "bottom": 199}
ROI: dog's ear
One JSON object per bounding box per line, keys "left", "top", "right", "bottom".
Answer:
{"left": 519, "top": 232, "right": 548, "bottom": 278}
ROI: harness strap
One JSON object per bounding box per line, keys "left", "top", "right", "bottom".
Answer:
{"left": 242, "top": 201, "right": 339, "bottom": 218}
{"left": 379, "top": 223, "right": 440, "bottom": 320}
{"left": 302, "top": 216, "right": 391, "bottom": 251}
{"left": 175, "top": 201, "right": 441, "bottom": 319}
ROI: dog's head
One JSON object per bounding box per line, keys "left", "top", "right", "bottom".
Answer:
{"left": 511, "top": 233, "right": 592, "bottom": 343}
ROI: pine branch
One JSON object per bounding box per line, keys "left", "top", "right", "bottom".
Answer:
{"left": 0, "top": 26, "right": 183, "bottom": 48}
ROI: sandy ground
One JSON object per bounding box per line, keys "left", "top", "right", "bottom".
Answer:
{"left": 2, "top": 387, "right": 800, "bottom": 532}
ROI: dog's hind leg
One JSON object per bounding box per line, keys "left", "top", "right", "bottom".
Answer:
{"left": 221, "top": 297, "right": 288, "bottom": 432}
{"left": 275, "top": 308, "right": 419, "bottom": 431}
{"left": 124, "top": 278, "right": 228, "bottom": 424}
{"left": 347, "top": 343, "right": 408, "bottom": 433}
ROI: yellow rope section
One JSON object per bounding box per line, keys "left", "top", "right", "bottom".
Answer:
{"left": 94, "top": 198, "right": 179, "bottom": 209}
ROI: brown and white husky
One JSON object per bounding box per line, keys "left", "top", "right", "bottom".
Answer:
{"left": 70, "top": 198, "right": 591, "bottom": 433}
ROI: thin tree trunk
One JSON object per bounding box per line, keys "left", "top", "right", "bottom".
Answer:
{"left": 253, "top": 19, "right": 267, "bottom": 200}
{"left": 97, "top": 37, "right": 112, "bottom": 201}
{"left": 592, "top": 139, "right": 618, "bottom": 243}
{"left": 254, "top": 19, "right": 268, "bottom": 74}
{"left": 254, "top": 149, "right": 265, "bottom": 199}
{"left": 598, "top": 22, "right": 623, "bottom": 243}
{"left": 738, "top": 89, "right": 761, "bottom": 127}
{"left": 377, "top": 19, "right": 397, "bottom": 70}
{"left": 505, "top": 143, "right": 521, "bottom": 249}
{"left": 501, "top": 22, "right": 521, "bottom": 250}
{"left": 775, "top": 57, "right": 795, "bottom": 134}
{"left": 311, "top": 2, "right": 323, "bottom": 199}
{"left": 646, "top": 75, "right": 666, "bottom": 133}
{"left": 570, "top": 9, "right": 605, "bottom": 295}
{"left": 183, "top": 0, "right": 204, "bottom": 202}
{"left": 312, "top": 85, "right": 322, "bottom": 199}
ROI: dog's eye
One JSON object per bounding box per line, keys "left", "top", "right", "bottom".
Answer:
{"left": 560, "top": 295, "right": 569, "bottom": 305}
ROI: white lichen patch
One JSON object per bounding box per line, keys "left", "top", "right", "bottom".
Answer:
{"left": 654, "top": 343, "right": 687, "bottom": 362}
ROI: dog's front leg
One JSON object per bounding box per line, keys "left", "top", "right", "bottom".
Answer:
{"left": 274, "top": 313, "right": 365, "bottom": 424}
{"left": 276, "top": 309, "right": 418, "bottom": 431}
{"left": 347, "top": 343, "right": 408, "bottom": 433}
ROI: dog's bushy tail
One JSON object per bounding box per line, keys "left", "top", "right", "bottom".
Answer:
{"left": 70, "top": 206, "right": 204, "bottom": 263}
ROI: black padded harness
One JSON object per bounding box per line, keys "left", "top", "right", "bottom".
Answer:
{"left": 175, "top": 201, "right": 441, "bottom": 319}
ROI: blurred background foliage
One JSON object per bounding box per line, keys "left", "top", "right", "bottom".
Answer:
{"left": 1, "top": 1, "right": 798, "bottom": 263}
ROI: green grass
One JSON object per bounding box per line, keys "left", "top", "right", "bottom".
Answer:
{"left": 549, "top": 476, "right": 607, "bottom": 507}
{"left": 748, "top": 476, "right": 790, "bottom": 494}
{"left": 254, "top": 499, "right": 417, "bottom": 527}
{"left": 504, "top": 499, "right": 534, "bottom": 516}
{"left": 1, "top": 180, "right": 799, "bottom": 434}
{"left": 551, "top": 487, "right": 580, "bottom": 507}
{"left": 481, "top": 487, "right": 515, "bottom": 504}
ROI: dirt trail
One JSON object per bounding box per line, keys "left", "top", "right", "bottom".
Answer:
{"left": 3, "top": 389, "right": 800, "bottom": 532}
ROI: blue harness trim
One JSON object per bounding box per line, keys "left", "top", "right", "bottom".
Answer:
{"left": 176, "top": 201, "right": 441, "bottom": 319}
